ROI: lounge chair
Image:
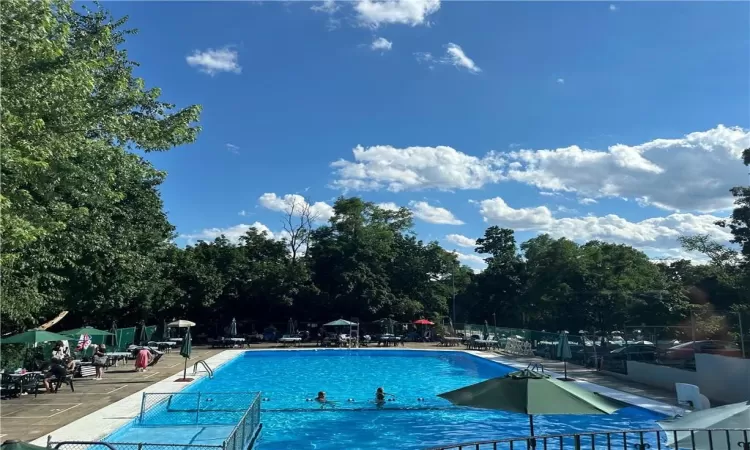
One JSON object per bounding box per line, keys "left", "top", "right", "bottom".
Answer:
{"left": 149, "top": 350, "right": 164, "bottom": 367}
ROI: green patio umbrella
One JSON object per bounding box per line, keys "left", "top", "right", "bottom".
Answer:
{"left": 0, "top": 329, "right": 72, "bottom": 345}
{"left": 2, "top": 440, "right": 49, "bottom": 450}
{"left": 178, "top": 327, "right": 192, "bottom": 381}
{"left": 557, "top": 331, "right": 573, "bottom": 380}
{"left": 438, "top": 369, "right": 629, "bottom": 437}
{"left": 59, "top": 326, "right": 113, "bottom": 337}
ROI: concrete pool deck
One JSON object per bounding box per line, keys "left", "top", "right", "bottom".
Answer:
{"left": 0, "top": 344, "right": 683, "bottom": 444}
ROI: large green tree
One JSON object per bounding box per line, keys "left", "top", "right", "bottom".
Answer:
{"left": 1, "top": 0, "right": 201, "bottom": 331}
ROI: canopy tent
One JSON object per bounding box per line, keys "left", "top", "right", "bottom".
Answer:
{"left": 438, "top": 369, "right": 628, "bottom": 437}
{"left": 658, "top": 401, "right": 750, "bottom": 450}
{"left": 59, "top": 326, "right": 113, "bottom": 337}
{"left": 324, "top": 319, "right": 356, "bottom": 327}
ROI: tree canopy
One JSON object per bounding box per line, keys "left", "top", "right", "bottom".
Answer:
{"left": 1, "top": 0, "right": 748, "bottom": 345}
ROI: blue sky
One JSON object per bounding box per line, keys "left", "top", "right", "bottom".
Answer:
{"left": 104, "top": 0, "right": 750, "bottom": 270}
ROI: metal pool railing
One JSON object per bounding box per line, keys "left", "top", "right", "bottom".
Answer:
{"left": 49, "top": 442, "right": 224, "bottom": 450}
{"left": 426, "top": 428, "right": 750, "bottom": 450}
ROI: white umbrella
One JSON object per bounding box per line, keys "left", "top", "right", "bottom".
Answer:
{"left": 168, "top": 319, "right": 196, "bottom": 328}
{"left": 658, "top": 401, "right": 750, "bottom": 450}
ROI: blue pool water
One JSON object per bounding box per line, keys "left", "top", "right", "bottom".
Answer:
{"left": 107, "top": 350, "right": 665, "bottom": 450}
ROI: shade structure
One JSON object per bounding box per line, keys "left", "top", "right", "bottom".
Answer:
{"left": 658, "top": 401, "right": 750, "bottom": 450}
{"left": 230, "top": 318, "right": 238, "bottom": 337}
{"left": 59, "top": 326, "right": 113, "bottom": 337}
{"left": 324, "top": 319, "right": 355, "bottom": 327}
{"left": 178, "top": 327, "right": 192, "bottom": 381}
{"left": 2, "top": 440, "right": 50, "bottom": 450}
{"left": 557, "top": 331, "right": 573, "bottom": 379}
{"left": 438, "top": 369, "right": 628, "bottom": 436}
{"left": 168, "top": 319, "right": 196, "bottom": 328}
{"left": 1, "top": 329, "right": 72, "bottom": 345}
{"left": 413, "top": 319, "right": 434, "bottom": 325}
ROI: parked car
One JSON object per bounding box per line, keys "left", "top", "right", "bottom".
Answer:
{"left": 663, "top": 340, "right": 742, "bottom": 360}
{"left": 607, "top": 344, "right": 657, "bottom": 362}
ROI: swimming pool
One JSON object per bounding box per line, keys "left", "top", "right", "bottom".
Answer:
{"left": 107, "top": 350, "right": 665, "bottom": 450}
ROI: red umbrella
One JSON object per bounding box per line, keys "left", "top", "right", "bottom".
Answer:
{"left": 413, "top": 319, "right": 434, "bottom": 325}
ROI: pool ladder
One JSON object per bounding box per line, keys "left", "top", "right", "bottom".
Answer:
{"left": 192, "top": 360, "right": 214, "bottom": 378}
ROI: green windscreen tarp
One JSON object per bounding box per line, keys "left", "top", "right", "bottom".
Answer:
{"left": 145, "top": 325, "right": 157, "bottom": 341}
{"left": 115, "top": 327, "right": 136, "bottom": 351}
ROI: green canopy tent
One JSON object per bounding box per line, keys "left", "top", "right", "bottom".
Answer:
{"left": 177, "top": 327, "right": 192, "bottom": 382}
{"left": 59, "top": 326, "right": 114, "bottom": 357}
{"left": 438, "top": 369, "right": 629, "bottom": 438}
{"left": 324, "top": 319, "right": 355, "bottom": 327}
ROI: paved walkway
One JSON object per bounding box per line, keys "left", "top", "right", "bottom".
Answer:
{"left": 1, "top": 344, "right": 679, "bottom": 443}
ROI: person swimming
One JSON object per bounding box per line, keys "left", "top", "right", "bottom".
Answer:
{"left": 375, "top": 387, "right": 394, "bottom": 406}
{"left": 315, "top": 391, "right": 335, "bottom": 408}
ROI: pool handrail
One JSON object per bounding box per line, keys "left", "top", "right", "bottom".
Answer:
{"left": 425, "top": 427, "right": 750, "bottom": 450}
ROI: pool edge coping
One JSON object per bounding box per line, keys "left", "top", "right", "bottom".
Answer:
{"left": 31, "top": 347, "right": 683, "bottom": 446}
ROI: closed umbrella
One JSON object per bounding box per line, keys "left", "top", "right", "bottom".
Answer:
{"left": 438, "top": 369, "right": 628, "bottom": 437}
{"left": 483, "top": 321, "right": 490, "bottom": 340}
{"left": 229, "top": 318, "right": 238, "bottom": 337}
{"left": 287, "top": 318, "right": 295, "bottom": 336}
{"left": 557, "top": 331, "right": 573, "bottom": 380}
{"left": 177, "top": 327, "right": 192, "bottom": 382}
{"left": 163, "top": 320, "right": 171, "bottom": 340}
{"left": 658, "top": 401, "right": 750, "bottom": 450}
{"left": 1, "top": 329, "right": 73, "bottom": 345}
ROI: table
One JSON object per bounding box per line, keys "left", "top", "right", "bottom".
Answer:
{"left": 278, "top": 337, "right": 302, "bottom": 347}
{"left": 169, "top": 338, "right": 183, "bottom": 343}
{"left": 106, "top": 352, "right": 132, "bottom": 367}
{"left": 378, "top": 336, "right": 402, "bottom": 347}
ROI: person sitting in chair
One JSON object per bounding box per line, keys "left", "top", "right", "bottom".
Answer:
{"left": 43, "top": 362, "right": 67, "bottom": 393}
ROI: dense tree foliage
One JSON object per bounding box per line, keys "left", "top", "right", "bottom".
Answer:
{"left": 1, "top": 1, "right": 748, "bottom": 344}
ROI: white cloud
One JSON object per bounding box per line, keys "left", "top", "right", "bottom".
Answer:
{"left": 609, "top": 4, "right": 618, "bottom": 11}
{"left": 451, "top": 250, "right": 487, "bottom": 272}
{"left": 505, "top": 125, "right": 749, "bottom": 212}
{"left": 238, "top": 210, "right": 248, "bottom": 216}
{"left": 258, "top": 193, "right": 334, "bottom": 222}
{"left": 578, "top": 197, "right": 598, "bottom": 205}
{"left": 186, "top": 48, "right": 241, "bottom": 75}
{"left": 226, "top": 143, "right": 240, "bottom": 154}
{"left": 477, "top": 196, "right": 732, "bottom": 258}
{"left": 410, "top": 201, "right": 463, "bottom": 225}
{"left": 377, "top": 202, "right": 401, "bottom": 211}
{"left": 446, "top": 234, "right": 476, "bottom": 248}
{"left": 443, "top": 43, "right": 481, "bottom": 73}
{"left": 330, "top": 144, "right": 503, "bottom": 192}
{"left": 415, "top": 43, "right": 481, "bottom": 73}
{"left": 181, "top": 222, "right": 274, "bottom": 244}
{"left": 330, "top": 126, "right": 750, "bottom": 212}
{"left": 355, "top": 0, "right": 440, "bottom": 27}
{"left": 311, "top": 0, "right": 340, "bottom": 14}
{"left": 371, "top": 37, "right": 393, "bottom": 52}
{"left": 556, "top": 78, "right": 565, "bottom": 84}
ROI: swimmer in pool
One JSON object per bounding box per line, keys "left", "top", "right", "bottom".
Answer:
{"left": 375, "top": 387, "right": 394, "bottom": 406}
{"left": 316, "top": 391, "right": 334, "bottom": 408}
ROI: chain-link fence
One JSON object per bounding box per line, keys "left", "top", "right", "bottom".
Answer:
{"left": 223, "top": 393, "right": 262, "bottom": 450}
{"left": 139, "top": 392, "right": 260, "bottom": 426}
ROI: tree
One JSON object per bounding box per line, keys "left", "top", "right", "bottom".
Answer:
{"left": 0, "top": 0, "right": 201, "bottom": 331}
{"left": 716, "top": 148, "right": 750, "bottom": 263}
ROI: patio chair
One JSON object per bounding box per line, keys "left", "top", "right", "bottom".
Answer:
{"left": 0, "top": 373, "right": 20, "bottom": 398}
{"left": 51, "top": 373, "right": 75, "bottom": 393}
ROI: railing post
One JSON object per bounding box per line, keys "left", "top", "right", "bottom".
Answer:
{"left": 196, "top": 392, "right": 201, "bottom": 424}
{"left": 574, "top": 434, "right": 581, "bottom": 450}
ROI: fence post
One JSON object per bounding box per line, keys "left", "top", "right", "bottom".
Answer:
{"left": 139, "top": 393, "right": 147, "bottom": 423}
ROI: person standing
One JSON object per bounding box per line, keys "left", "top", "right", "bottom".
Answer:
{"left": 92, "top": 344, "right": 107, "bottom": 380}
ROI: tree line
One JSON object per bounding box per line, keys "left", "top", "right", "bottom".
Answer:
{"left": 2, "top": 0, "right": 749, "bottom": 342}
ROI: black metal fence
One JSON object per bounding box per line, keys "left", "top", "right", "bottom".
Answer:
{"left": 426, "top": 428, "right": 750, "bottom": 450}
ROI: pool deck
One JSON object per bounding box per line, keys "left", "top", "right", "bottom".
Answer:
{"left": 0, "top": 343, "right": 683, "bottom": 444}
